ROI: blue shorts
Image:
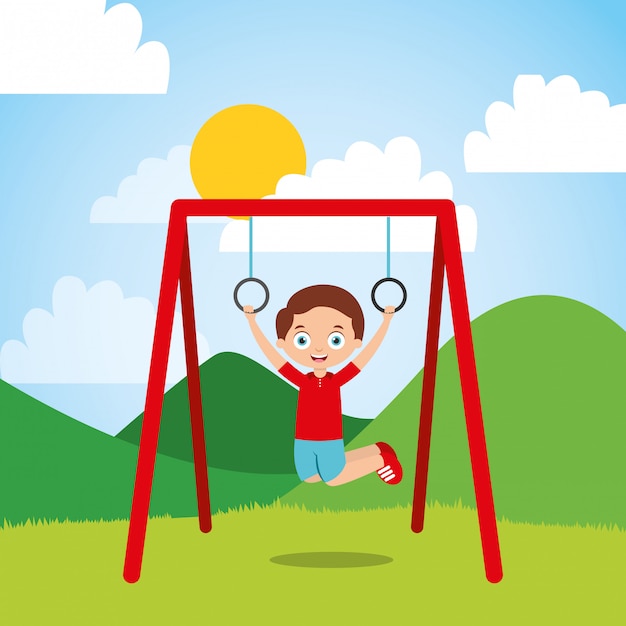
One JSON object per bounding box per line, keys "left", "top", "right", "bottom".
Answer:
{"left": 294, "top": 438, "right": 346, "bottom": 482}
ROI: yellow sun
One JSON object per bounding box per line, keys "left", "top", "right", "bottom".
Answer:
{"left": 190, "top": 104, "right": 306, "bottom": 219}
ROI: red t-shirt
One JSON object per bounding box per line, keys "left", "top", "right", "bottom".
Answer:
{"left": 278, "top": 361, "right": 361, "bottom": 440}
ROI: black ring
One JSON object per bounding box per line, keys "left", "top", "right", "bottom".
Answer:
{"left": 371, "top": 277, "right": 407, "bottom": 312}
{"left": 233, "top": 277, "right": 270, "bottom": 313}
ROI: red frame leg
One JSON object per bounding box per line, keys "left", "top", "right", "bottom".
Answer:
{"left": 412, "top": 220, "right": 445, "bottom": 532}
{"left": 439, "top": 209, "right": 503, "bottom": 583}
{"left": 180, "top": 230, "right": 212, "bottom": 533}
{"left": 123, "top": 213, "right": 211, "bottom": 583}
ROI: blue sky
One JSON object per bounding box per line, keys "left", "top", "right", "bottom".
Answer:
{"left": 1, "top": 0, "right": 625, "bottom": 434}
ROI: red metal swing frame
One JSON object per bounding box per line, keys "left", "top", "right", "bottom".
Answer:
{"left": 122, "top": 198, "right": 503, "bottom": 584}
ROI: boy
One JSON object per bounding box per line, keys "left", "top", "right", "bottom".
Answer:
{"left": 243, "top": 284, "right": 402, "bottom": 486}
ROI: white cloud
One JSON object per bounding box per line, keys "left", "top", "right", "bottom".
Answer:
{"left": 0, "top": 277, "right": 210, "bottom": 384}
{"left": 464, "top": 74, "right": 626, "bottom": 172}
{"left": 219, "top": 137, "right": 477, "bottom": 252}
{"left": 0, "top": 0, "right": 169, "bottom": 94}
{"left": 90, "top": 145, "right": 228, "bottom": 224}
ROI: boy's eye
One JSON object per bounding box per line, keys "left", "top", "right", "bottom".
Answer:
{"left": 327, "top": 332, "right": 345, "bottom": 350}
{"left": 293, "top": 332, "right": 311, "bottom": 350}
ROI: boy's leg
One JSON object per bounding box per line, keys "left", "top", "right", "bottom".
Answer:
{"left": 299, "top": 441, "right": 402, "bottom": 486}
{"left": 327, "top": 443, "right": 402, "bottom": 486}
{"left": 345, "top": 444, "right": 383, "bottom": 463}
{"left": 326, "top": 452, "right": 382, "bottom": 486}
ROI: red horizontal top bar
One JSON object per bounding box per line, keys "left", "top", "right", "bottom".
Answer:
{"left": 171, "top": 198, "right": 455, "bottom": 218}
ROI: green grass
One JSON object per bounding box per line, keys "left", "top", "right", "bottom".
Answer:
{"left": 1, "top": 503, "right": 625, "bottom": 624}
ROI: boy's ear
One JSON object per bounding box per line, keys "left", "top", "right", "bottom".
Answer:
{"left": 355, "top": 339, "right": 362, "bottom": 348}
{"left": 276, "top": 338, "right": 285, "bottom": 349}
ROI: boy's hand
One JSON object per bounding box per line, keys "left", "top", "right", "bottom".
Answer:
{"left": 243, "top": 304, "right": 256, "bottom": 319}
{"left": 383, "top": 305, "right": 395, "bottom": 317}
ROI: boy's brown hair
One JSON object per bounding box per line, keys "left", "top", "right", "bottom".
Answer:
{"left": 276, "top": 285, "right": 365, "bottom": 340}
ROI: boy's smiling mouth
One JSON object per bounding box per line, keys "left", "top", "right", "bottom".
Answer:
{"left": 311, "top": 354, "right": 328, "bottom": 363}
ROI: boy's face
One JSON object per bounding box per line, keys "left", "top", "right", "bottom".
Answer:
{"left": 277, "top": 306, "right": 362, "bottom": 369}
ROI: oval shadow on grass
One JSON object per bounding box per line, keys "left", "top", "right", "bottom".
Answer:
{"left": 270, "top": 552, "right": 393, "bottom": 568}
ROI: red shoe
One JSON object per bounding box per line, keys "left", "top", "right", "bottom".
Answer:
{"left": 376, "top": 442, "right": 403, "bottom": 485}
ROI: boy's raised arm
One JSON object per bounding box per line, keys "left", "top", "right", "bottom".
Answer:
{"left": 352, "top": 305, "right": 395, "bottom": 371}
{"left": 243, "top": 305, "right": 287, "bottom": 371}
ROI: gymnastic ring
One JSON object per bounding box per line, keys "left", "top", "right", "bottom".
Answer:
{"left": 233, "top": 277, "right": 270, "bottom": 313}
{"left": 371, "top": 277, "right": 407, "bottom": 313}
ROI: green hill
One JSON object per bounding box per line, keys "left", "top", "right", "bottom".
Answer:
{"left": 0, "top": 379, "right": 195, "bottom": 525}
{"left": 7, "top": 296, "right": 625, "bottom": 529}
{"left": 282, "top": 296, "right": 626, "bottom": 529}
{"left": 0, "top": 352, "right": 370, "bottom": 526}
{"left": 116, "top": 352, "right": 370, "bottom": 474}
{"left": 0, "top": 380, "right": 297, "bottom": 525}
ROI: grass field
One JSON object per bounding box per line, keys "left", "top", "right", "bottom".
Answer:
{"left": 1, "top": 503, "right": 624, "bottom": 625}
